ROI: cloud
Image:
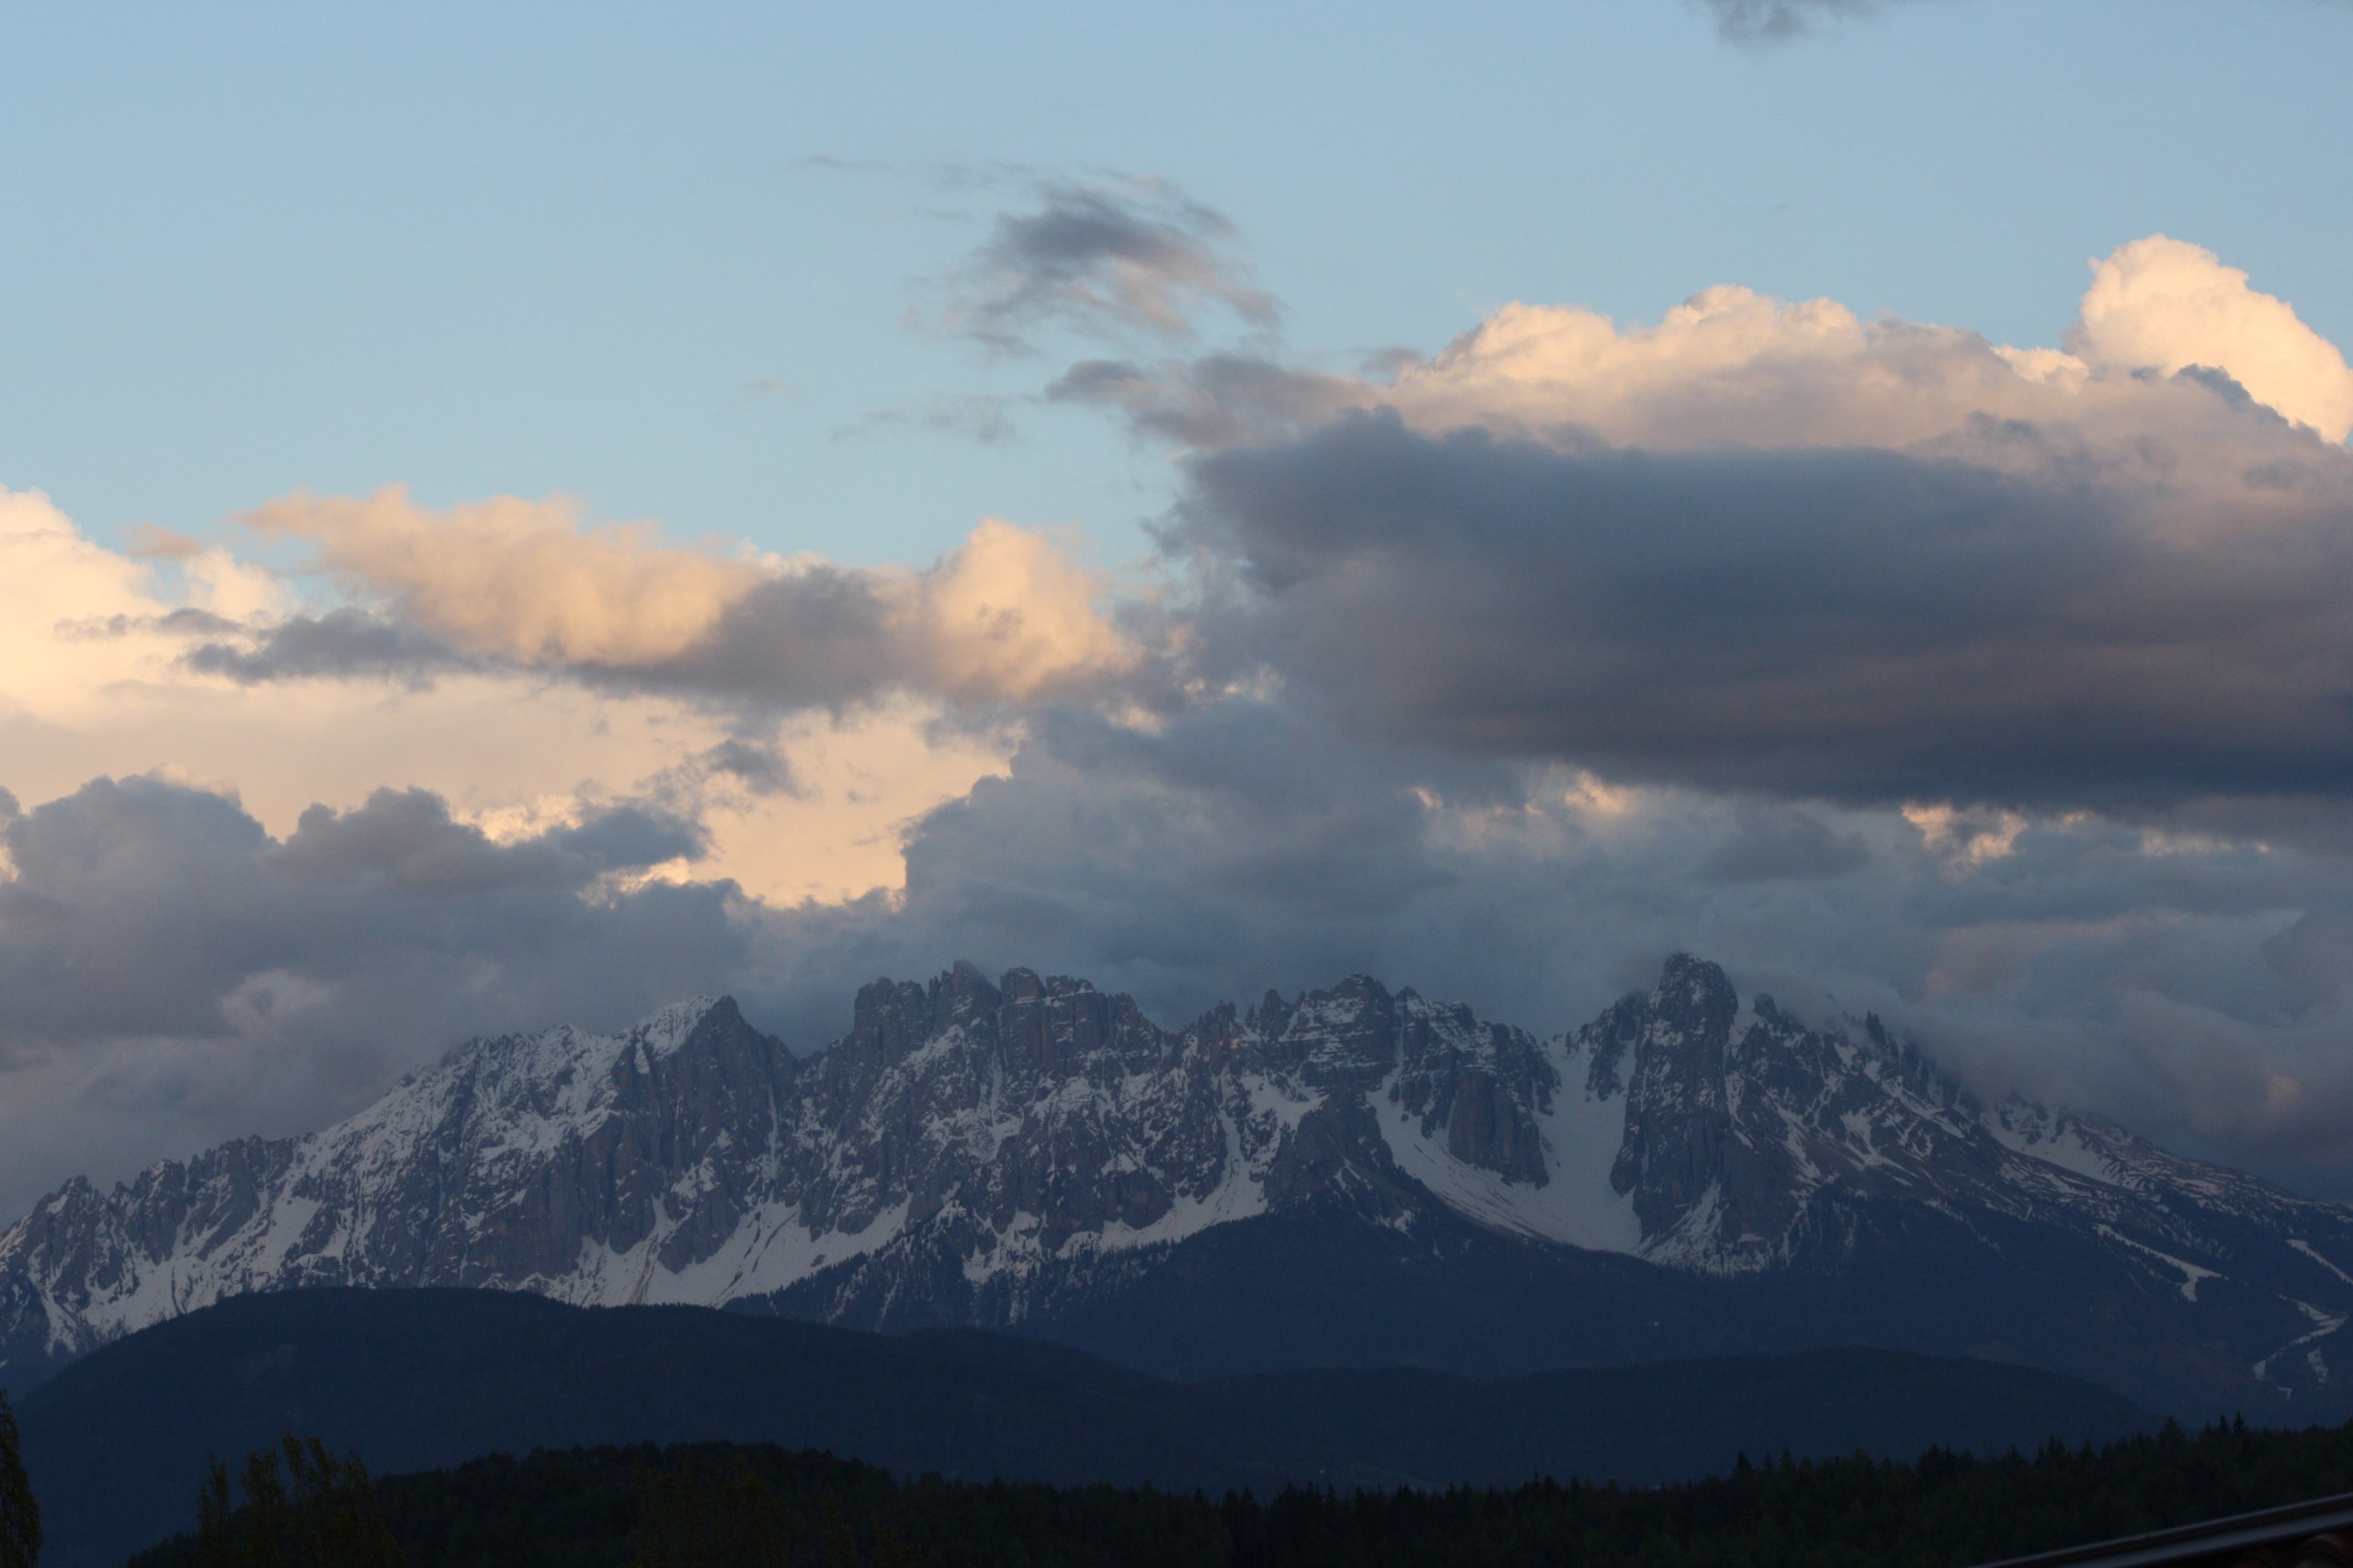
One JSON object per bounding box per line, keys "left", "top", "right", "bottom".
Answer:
{"left": 831, "top": 393, "right": 1022, "bottom": 446}
{"left": 2068, "top": 234, "right": 2353, "bottom": 442}
{"left": 1065, "top": 242, "right": 2353, "bottom": 459}
{"left": 0, "top": 778, "right": 715, "bottom": 1049}
{"left": 1172, "top": 406, "right": 2353, "bottom": 811}
{"left": 185, "top": 608, "right": 473, "bottom": 687}
{"left": 1, "top": 488, "right": 187, "bottom": 722}
{"left": 1697, "top": 0, "right": 1896, "bottom": 44}
{"left": 0, "top": 489, "right": 1024, "bottom": 920}
{"left": 1040, "top": 238, "right": 2353, "bottom": 816}
{"left": 1696, "top": 807, "right": 1871, "bottom": 882}
{"left": 928, "top": 178, "right": 1278, "bottom": 352}
{"left": 244, "top": 489, "right": 767, "bottom": 667}
{"left": 0, "top": 774, "right": 763, "bottom": 1212}
{"left": 233, "top": 488, "right": 1142, "bottom": 712}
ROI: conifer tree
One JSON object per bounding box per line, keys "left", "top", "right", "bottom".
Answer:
{"left": 710, "top": 1458, "right": 790, "bottom": 1568}
{"left": 184, "top": 1437, "right": 403, "bottom": 1568}
{"left": 822, "top": 1496, "right": 861, "bottom": 1568}
{"left": 238, "top": 1450, "right": 288, "bottom": 1568}
{"left": 0, "top": 1391, "right": 39, "bottom": 1568}
{"left": 192, "top": 1459, "right": 233, "bottom": 1568}
{"left": 870, "top": 1518, "right": 924, "bottom": 1568}
{"left": 282, "top": 1437, "right": 402, "bottom": 1568}
{"left": 632, "top": 1463, "right": 712, "bottom": 1568}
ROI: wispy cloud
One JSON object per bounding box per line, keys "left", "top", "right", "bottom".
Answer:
{"left": 924, "top": 177, "right": 1278, "bottom": 353}
{"left": 830, "top": 392, "right": 1024, "bottom": 446}
{"left": 1695, "top": 0, "right": 1901, "bottom": 45}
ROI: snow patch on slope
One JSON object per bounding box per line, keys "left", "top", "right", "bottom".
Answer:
{"left": 1373, "top": 1041, "right": 1640, "bottom": 1254}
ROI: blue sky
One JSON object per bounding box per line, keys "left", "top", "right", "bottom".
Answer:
{"left": 7, "top": 0, "right": 2348, "bottom": 566}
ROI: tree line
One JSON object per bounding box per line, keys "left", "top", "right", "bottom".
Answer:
{"left": 103, "top": 1409, "right": 2353, "bottom": 1568}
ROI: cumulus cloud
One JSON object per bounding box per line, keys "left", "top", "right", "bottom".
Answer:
{"left": 1, "top": 488, "right": 191, "bottom": 723}
{"left": 2068, "top": 234, "right": 2353, "bottom": 442}
{"left": 928, "top": 178, "right": 1278, "bottom": 352}
{"left": 1065, "top": 241, "right": 2353, "bottom": 457}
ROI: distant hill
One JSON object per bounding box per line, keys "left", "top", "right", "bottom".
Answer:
{"left": 17, "top": 1287, "right": 2155, "bottom": 1568}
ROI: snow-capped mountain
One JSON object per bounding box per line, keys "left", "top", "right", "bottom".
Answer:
{"left": 4, "top": 955, "right": 2349, "bottom": 1416}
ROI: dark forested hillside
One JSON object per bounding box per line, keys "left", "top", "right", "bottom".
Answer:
{"left": 126, "top": 1417, "right": 2353, "bottom": 1568}
{"left": 17, "top": 1287, "right": 2156, "bottom": 1567}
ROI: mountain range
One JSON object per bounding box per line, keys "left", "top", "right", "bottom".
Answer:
{"left": 4, "top": 954, "right": 2349, "bottom": 1416}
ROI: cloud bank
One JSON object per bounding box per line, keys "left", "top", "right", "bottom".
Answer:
{"left": 6, "top": 230, "right": 2353, "bottom": 1217}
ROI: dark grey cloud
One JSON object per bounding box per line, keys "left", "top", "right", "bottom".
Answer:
{"left": 0, "top": 777, "right": 750, "bottom": 1210}
{"left": 1696, "top": 808, "right": 1871, "bottom": 882}
{"left": 184, "top": 608, "right": 474, "bottom": 687}
{"left": 934, "top": 180, "right": 1278, "bottom": 353}
{"left": 0, "top": 778, "right": 719, "bottom": 1054}
{"left": 1169, "top": 408, "right": 2353, "bottom": 812}
{"left": 698, "top": 738, "right": 798, "bottom": 799}
{"left": 172, "top": 579, "right": 911, "bottom": 710}
{"left": 184, "top": 573, "right": 929, "bottom": 711}
{"left": 57, "top": 607, "right": 243, "bottom": 641}
{"left": 602, "top": 568, "right": 907, "bottom": 710}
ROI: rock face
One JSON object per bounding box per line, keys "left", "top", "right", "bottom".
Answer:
{"left": 4, "top": 957, "right": 2351, "bottom": 1418}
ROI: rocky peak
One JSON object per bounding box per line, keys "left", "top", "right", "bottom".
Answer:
{"left": 1654, "top": 955, "right": 1740, "bottom": 1044}
{"left": 1275, "top": 973, "right": 1401, "bottom": 1085}
{"left": 1609, "top": 960, "right": 1736, "bottom": 1239}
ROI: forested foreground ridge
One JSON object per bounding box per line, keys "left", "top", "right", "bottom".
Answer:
{"left": 126, "top": 1415, "right": 2353, "bottom": 1568}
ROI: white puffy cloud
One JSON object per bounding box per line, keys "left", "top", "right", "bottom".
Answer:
{"left": 0, "top": 488, "right": 188, "bottom": 724}
{"left": 906, "top": 517, "right": 1138, "bottom": 701}
{"left": 2067, "top": 234, "right": 2353, "bottom": 442}
{"left": 1068, "top": 235, "right": 2353, "bottom": 458}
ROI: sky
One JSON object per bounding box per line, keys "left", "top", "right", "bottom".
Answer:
{"left": 4, "top": 0, "right": 2353, "bottom": 1215}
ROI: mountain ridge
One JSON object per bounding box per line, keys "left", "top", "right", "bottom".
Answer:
{"left": 4, "top": 954, "right": 2350, "bottom": 1415}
